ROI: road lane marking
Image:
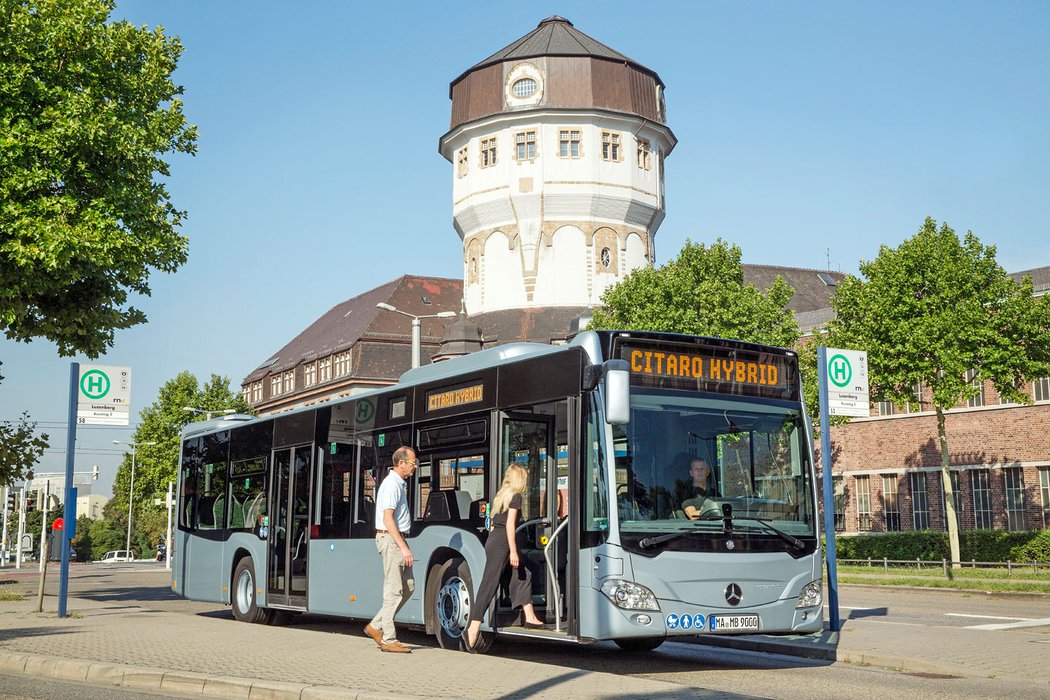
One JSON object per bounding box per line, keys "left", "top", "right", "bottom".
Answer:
{"left": 944, "top": 613, "right": 1029, "bottom": 621}
{"left": 964, "top": 618, "right": 1050, "bottom": 630}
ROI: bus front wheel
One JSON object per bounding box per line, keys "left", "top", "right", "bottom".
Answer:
{"left": 432, "top": 557, "right": 491, "bottom": 653}
{"left": 614, "top": 637, "right": 664, "bottom": 652}
{"left": 232, "top": 556, "right": 270, "bottom": 624}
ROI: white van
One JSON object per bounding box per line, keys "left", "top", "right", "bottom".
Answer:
{"left": 100, "top": 550, "right": 134, "bottom": 563}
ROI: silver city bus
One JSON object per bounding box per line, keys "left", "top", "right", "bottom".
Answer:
{"left": 173, "top": 330, "right": 823, "bottom": 652}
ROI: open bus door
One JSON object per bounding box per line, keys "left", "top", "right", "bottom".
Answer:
{"left": 267, "top": 443, "right": 312, "bottom": 610}
{"left": 496, "top": 412, "right": 571, "bottom": 635}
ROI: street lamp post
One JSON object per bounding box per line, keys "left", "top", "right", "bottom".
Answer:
{"left": 113, "top": 440, "right": 156, "bottom": 558}
{"left": 183, "top": 406, "right": 236, "bottom": 420}
{"left": 375, "top": 303, "right": 456, "bottom": 368}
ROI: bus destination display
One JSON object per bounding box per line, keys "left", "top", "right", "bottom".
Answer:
{"left": 616, "top": 340, "right": 798, "bottom": 401}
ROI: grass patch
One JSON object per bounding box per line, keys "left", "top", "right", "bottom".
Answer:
{"left": 838, "top": 563, "right": 1050, "bottom": 580}
{"left": 0, "top": 590, "right": 26, "bottom": 602}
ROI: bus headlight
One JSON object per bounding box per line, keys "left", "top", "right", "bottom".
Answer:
{"left": 796, "top": 580, "right": 822, "bottom": 608}
{"left": 600, "top": 579, "right": 660, "bottom": 611}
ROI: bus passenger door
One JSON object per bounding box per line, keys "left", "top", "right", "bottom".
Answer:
{"left": 268, "top": 443, "right": 312, "bottom": 609}
{"left": 497, "top": 413, "right": 563, "bottom": 629}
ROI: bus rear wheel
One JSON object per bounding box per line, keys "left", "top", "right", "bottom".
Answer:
{"left": 432, "top": 557, "right": 491, "bottom": 653}
{"left": 232, "top": 556, "right": 270, "bottom": 624}
{"left": 614, "top": 637, "right": 665, "bottom": 652}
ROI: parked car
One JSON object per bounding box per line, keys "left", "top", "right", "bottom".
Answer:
{"left": 99, "top": 550, "right": 134, "bottom": 563}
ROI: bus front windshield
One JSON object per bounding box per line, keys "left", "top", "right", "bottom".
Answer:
{"left": 614, "top": 389, "right": 815, "bottom": 537}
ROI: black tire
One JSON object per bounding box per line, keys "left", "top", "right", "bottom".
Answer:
{"left": 614, "top": 637, "right": 665, "bottom": 652}
{"left": 432, "top": 557, "right": 493, "bottom": 653}
{"left": 231, "top": 556, "right": 269, "bottom": 624}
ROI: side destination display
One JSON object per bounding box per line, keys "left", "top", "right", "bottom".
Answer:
{"left": 615, "top": 339, "right": 799, "bottom": 401}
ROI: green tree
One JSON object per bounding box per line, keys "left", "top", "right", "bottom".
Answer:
{"left": 590, "top": 239, "right": 800, "bottom": 348}
{"left": 110, "top": 372, "right": 249, "bottom": 543}
{"left": 826, "top": 217, "right": 1050, "bottom": 567}
{"left": 0, "top": 0, "right": 197, "bottom": 358}
{"left": 0, "top": 408, "right": 48, "bottom": 485}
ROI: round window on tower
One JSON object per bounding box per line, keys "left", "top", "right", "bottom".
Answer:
{"left": 512, "top": 78, "right": 537, "bottom": 98}
{"left": 600, "top": 247, "right": 612, "bottom": 270}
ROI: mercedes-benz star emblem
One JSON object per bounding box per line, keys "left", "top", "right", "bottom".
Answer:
{"left": 724, "top": 583, "right": 743, "bottom": 606}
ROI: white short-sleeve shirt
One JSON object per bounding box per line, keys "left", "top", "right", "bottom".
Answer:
{"left": 374, "top": 468, "right": 411, "bottom": 533}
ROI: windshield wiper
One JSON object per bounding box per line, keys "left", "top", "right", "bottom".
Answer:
{"left": 638, "top": 526, "right": 715, "bottom": 549}
{"left": 638, "top": 516, "right": 805, "bottom": 551}
{"left": 731, "top": 517, "right": 805, "bottom": 551}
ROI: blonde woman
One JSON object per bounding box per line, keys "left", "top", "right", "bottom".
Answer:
{"left": 465, "top": 465, "right": 544, "bottom": 649}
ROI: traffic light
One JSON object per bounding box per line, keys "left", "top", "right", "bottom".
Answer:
{"left": 5, "top": 490, "right": 14, "bottom": 512}
{"left": 24, "top": 497, "right": 34, "bottom": 512}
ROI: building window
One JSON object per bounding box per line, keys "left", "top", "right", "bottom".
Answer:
{"left": 334, "top": 351, "right": 351, "bottom": 378}
{"left": 512, "top": 77, "right": 536, "bottom": 98}
{"left": 318, "top": 357, "right": 332, "bottom": 383}
{"left": 1004, "top": 467, "right": 1025, "bottom": 531}
{"left": 910, "top": 472, "right": 929, "bottom": 530}
{"left": 601, "top": 131, "right": 621, "bottom": 161}
{"left": 457, "top": 146, "right": 468, "bottom": 178}
{"left": 1040, "top": 468, "right": 1050, "bottom": 528}
{"left": 1035, "top": 376, "right": 1050, "bottom": 402}
{"left": 599, "top": 247, "right": 612, "bottom": 270}
{"left": 480, "top": 137, "right": 497, "bottom": 168}
{"left": 251, "top": 381, "right": 262, "bottom": 403}
{"left": 940, "top": 471, "right": 963, "bottom": 529}
{"left": 882, "top": 475, "right": 900, "bottom": 531}
{"left": 515, "top": 131, "right": 536, "bottom": 160}
{"left": 833, "top": 476, "right": 845, "bottom": 532}
{"left": 636, "top": 137, "right": 651, "bottom": 170}
{"left": 856, "top": 476, "right": 871, "bottom": 531}
{"left": 270, "top": 374, "right": 282, "bottom": 397}
{"left": 241, "top": 386, "right": 251, "bottom": 404}
{"left": 877, "top": 400, "right": 894, "bottom": 416}
{"left": 558, "top": 129, "right": 581, "bottom": 158}
{"left": 908, "top": 382, "right": 923, "bottom": 413}
{"left": 965, "top": 369, "right": 983, "bottom": 407}
{"left": 972, "top": 469, "right": 992, "bottom": 529}
{"left": 303, "top": 362, "right": 317, "bottom": 388}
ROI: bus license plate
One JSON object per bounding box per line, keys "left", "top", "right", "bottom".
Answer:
{"left": 710, "top": 615, "right": 759, "bottom": 632}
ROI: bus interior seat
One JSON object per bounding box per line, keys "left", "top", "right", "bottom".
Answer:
{"left": 424, "top": 490, "right": 475, "bottom": 523}
{"left": 452, "top": 490, "right": 472, "bottom": 520}
{"left": 198, "top": 495, "right": 217, "bottom": 527}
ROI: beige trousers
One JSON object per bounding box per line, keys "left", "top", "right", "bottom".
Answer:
{"left": 369, "top": 533, "right": 415, "bottom": 643}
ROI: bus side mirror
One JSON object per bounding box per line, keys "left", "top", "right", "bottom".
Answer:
{"left": 604, "top": 360, "right": 630, "bottom": 425}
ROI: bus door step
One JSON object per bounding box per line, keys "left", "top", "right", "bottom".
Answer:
{"left": 497, "top": 626, "right": 576, "bottom": 642}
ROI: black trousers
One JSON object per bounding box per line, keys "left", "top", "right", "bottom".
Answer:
{"left": 469, "top": 526, "right": 533, "bottom": 623}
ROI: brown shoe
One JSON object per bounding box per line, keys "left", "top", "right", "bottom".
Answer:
{"left": 379, "top": 640, "right": 412, "bottom": 653}
{"left": 363, "top": 624, "right": 382, "bottom": 647}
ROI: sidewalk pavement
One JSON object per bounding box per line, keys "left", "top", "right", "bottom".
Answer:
{"left": 1, "top": 571, "right": 1048, "bottom": 698}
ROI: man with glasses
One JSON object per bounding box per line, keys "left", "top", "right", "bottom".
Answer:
{"left": 364, "top": 446, "right": 419, "bottom": 653}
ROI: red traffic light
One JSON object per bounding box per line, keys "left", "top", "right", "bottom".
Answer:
{"left": 52, "top": 517, "right": 64, "bottom": 531}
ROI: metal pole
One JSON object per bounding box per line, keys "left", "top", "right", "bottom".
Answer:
{"left": 411, "top": 317, "right": 421, "bottom": 368}
{"left": 126, "top": 446, "right": 137, "bottom": 558}
{"left": 15, "top": 488, "right": 24, "bottom": 570}
{"left": 165, "top": 481, "right": 173, "bottom": 571}
{"left": 58, "top": 361, "right": 79, "bottom": 617}
{"left": 1, "top": 485, "right": 9, "bottom": 567}
{"left": 817, "top": 346, "right": 841, "bottom": 632}
{"left": 39, "top": 480, "right": 49, "bottom": 574}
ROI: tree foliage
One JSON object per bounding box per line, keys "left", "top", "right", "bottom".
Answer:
{"left": 0, "top": 0, "right": 197, "bottom": 358}
{"left": 589, "top": 238, "right": 801, "bottom": 348}
{"left": 0, "top": 408, "right": 48, "bottom": 486}
{"left": 826, "top": 217, "right": 1050, "bottom": 564}
{"left": 110, "top": 372, "right": 250, "bottom": 528}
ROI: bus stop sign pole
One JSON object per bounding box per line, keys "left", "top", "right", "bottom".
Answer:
{"left": 58, "top": 362, "right": 79, "bottom": 618}
{"left": 817, "top": 346, "right": 841, "bottom": 632}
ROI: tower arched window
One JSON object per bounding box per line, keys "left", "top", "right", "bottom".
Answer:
{"left": 512, "top": 78, "right": 537, "bottom": 98}
{"left": 600, "top": 247, "right": 611, "bottom": 269}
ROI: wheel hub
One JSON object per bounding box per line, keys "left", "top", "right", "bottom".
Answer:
{"left": 236, "top": 569, "right": 253, "bottom": 613}
{"left": 436, "top": 576, "right": 470, "bottom": 637}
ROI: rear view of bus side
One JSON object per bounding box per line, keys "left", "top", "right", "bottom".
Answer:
{"left": 172, "top": 330, "right": 824, "bottom": 652}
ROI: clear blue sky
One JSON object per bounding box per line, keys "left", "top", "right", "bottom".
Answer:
{"left": 2, "top": 1, "right": 1047, "bottom": 496}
